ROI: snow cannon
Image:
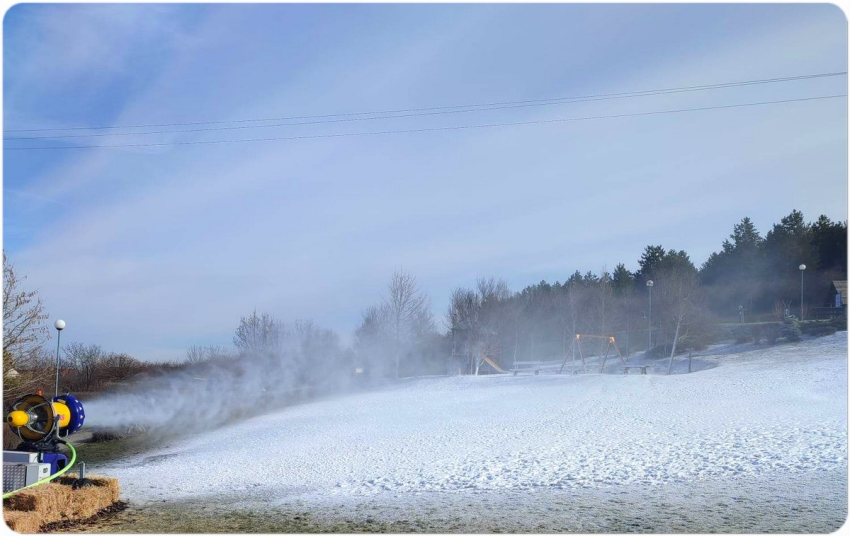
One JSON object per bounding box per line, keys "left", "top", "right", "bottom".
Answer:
{"left": 3, "top": 393, "right": 85, "bottom": 493}
{"left": 7, "top": 393, "right": 86, "bottom": 444}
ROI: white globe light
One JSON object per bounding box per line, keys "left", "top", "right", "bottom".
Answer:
{"left": 799, "top": 264, "right": 806, "bottom": 271}
{"left": 54, "top": 319, "right": 66, "bottom": 331}
{"left": 646, "top": 280, "right": 654, "bottom": 287}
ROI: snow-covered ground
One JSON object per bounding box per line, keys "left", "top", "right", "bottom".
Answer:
{"left": 98, "top": 333, "right": 847, "bottom": 531}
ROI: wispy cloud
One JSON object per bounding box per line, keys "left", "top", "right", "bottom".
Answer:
{"left": 4, "top": 4, "right": 846, "bottom": 361}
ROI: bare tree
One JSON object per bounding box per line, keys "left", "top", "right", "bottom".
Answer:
{"left": 357, "top": 304, "right": 389, "bottom": 340}
{"left": 101, "top": 352, "right": 142, "bottom": 383}
{"left": 355, "top": 304, "right": 391, "bottom": 376}
{"left": 185, "top": 344, "right": 231, "bottom": 366}
{"left": 383, "top": 268, "right": 432, "bottom": 378}
{"left": 773, "top": 299, "right": 792, "bottom": 321}
{"left": 477, "top": 277, "right": 511, "bottom": 303}
{"left": 63, "top": 342, "right": 105, "bottom": 391}
{"left": 233, "top": 310, "right": 285, "bottom": 356}
{"left": 354, "top": 269, "right": 436, "bottom": 378}
{"left": 385, "top": 269, "right": 431, "bottom": 340}
{"left": 3, "top": 253, "right": 49, "bottom": 369}
{"left": 447, "top": 287, "right": 480, "bottom": 374}
{"left": 205, "top": 345, "right": 231, "bottom": 362}
{"left": 4, "top": 346, "right": 53, "bottom": 408}
{"left": 654, "top": 266, "right": 702, "bottom": 373}
{"left": 291, "top": 319, "right": 343, "bottom": 385}
{"left": 475, "top": 277, "right": 511, "bottom": 370}
{"left": 185, "top": 345, "right": 207, "bottom": 364}
{"left": 446, "top": 278, "right": 512, "bottom": 374}
{"left": 447, "top": 288, "right": 480, "bottom": 334}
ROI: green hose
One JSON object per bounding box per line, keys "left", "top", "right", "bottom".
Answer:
{"left": 2, "top": 442, "right": 77, "bottom": 499}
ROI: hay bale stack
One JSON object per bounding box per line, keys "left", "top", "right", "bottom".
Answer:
{"left": 3, "top": 474, "right": 119, "bottom": 533}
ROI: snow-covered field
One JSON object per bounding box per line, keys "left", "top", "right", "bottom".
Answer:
{"left": 98, "top": 333, "right": 848, "bottom": 531}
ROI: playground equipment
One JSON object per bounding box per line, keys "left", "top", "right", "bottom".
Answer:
{"left": 559, "top": 334, "right": 626, "bottom": 374}
{"left": 476, "top": 334, "right": 628, "bottom": 376}
{"left": 479, "top": 355, "right": 547, "bottom": 375}
{"left": 4, "top": 393, "right": 85, "bottom": 495}
{"left": 480, "top": 355, "right": 508, "bottom": 374}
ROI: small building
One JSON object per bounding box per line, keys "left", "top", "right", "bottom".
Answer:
{"left": 809, "top": 281, "right": 848, "bottom": 320}
{"left": 829, "top": 281, "right": 847, "bottom": 309}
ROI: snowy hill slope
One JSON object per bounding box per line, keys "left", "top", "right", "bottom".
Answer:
{"left": 100, "top": 333, "right": 847, "bottom": 511}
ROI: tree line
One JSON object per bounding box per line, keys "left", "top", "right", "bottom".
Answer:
{"left": 700, "top": 211, "right": 846, "bottom": 316}
{"left": 2, "top": 209, "right": 846, "bottom": 400}
{"left": 354, "top": 210, "right": 846, "bottom": 376}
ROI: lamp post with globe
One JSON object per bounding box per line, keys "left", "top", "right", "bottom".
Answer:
{"left": 54, "top": 319, "right": 65, "bottom": 397}
{"left": 799, "top": 264, "right": 806, "bottom": 320}
{"left": 646, "top": 280, "right": 654, "bottom": 352}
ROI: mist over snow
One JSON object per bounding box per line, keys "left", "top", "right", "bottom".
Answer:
{"left": 98, "top": 333, "right": 846, "bottom": 525}
{"left": 82, "top": 353, "right": 344, "bottom": 434}
{"left": 83, "top": 325, "right": 357, "bottom": 435}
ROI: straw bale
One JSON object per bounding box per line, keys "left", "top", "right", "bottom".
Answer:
{"left": 4, "top": 484, "right": 68, "bottom": 517}
{"left": 3, "top": 510, "right": 41, "bottom": 533}
{"left": 3, "top": 474, "right": 120, "bottom": 532}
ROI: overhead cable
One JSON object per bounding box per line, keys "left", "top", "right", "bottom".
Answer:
{"left": 4, "top": 71, "right": 846, "bottom": 137}
{"left": 5, "top": 94, "right": 844, "bottom": 151}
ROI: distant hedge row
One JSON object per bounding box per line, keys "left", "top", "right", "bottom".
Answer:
{"left": 728, "top": 317, "right": 845, "bottom": 344}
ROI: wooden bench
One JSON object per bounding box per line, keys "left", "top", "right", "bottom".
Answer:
{"left": 512, "top": 361, "right": 544, "bottom": 375}
{"left": 623, "top": 366, "right": 650, "bottom": 375}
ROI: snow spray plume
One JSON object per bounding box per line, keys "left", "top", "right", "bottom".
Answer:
{"left": 84, "top": 325, "right": 354, "bottom": 436}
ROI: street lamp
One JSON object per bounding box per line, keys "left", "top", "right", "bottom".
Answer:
{"left": 646, "top": 280, "right": 654, "bottom": 352}
{"left": 799, "top": 264, "right": 806, "bottom": 320}
{"left": 54, "top": 319, "right": 65, "bottom": 397}
{"left": 738, "top": 305, "right": 745, "bottom": 324}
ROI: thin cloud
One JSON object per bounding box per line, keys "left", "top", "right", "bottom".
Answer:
{"left": 5, "top": 5, "right": 846, "bottom": 361}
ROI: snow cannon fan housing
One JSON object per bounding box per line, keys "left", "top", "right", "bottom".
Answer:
{"left": 6, "top": 393, "right": 86, "bottom": 446}
{"left": 3, "top": 394, "right": 84, "bottom": 493}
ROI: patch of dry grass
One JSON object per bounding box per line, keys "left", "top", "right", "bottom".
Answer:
{"left": 3, "top": 474, "right": 119, "bottom": 533}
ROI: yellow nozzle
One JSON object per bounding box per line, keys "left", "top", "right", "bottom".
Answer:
{"left": 52, "top": 401, "right": 71, "bottom": 428}
{"left": 7, "top": 410, "right": 29, "bottom": 427}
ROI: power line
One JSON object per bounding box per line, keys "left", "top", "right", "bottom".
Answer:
{"left": 4, "top": 71, "right": 846, "bottom": 136}
{"left": 5, "top": 71, "right": 848, "bottom": 142}
{"left": 5, "top": 94, "right": 844, "bottom": 152}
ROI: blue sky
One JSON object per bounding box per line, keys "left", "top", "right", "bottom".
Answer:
{"left": 3, "top": 4, "right": 847, "bottom": 361}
